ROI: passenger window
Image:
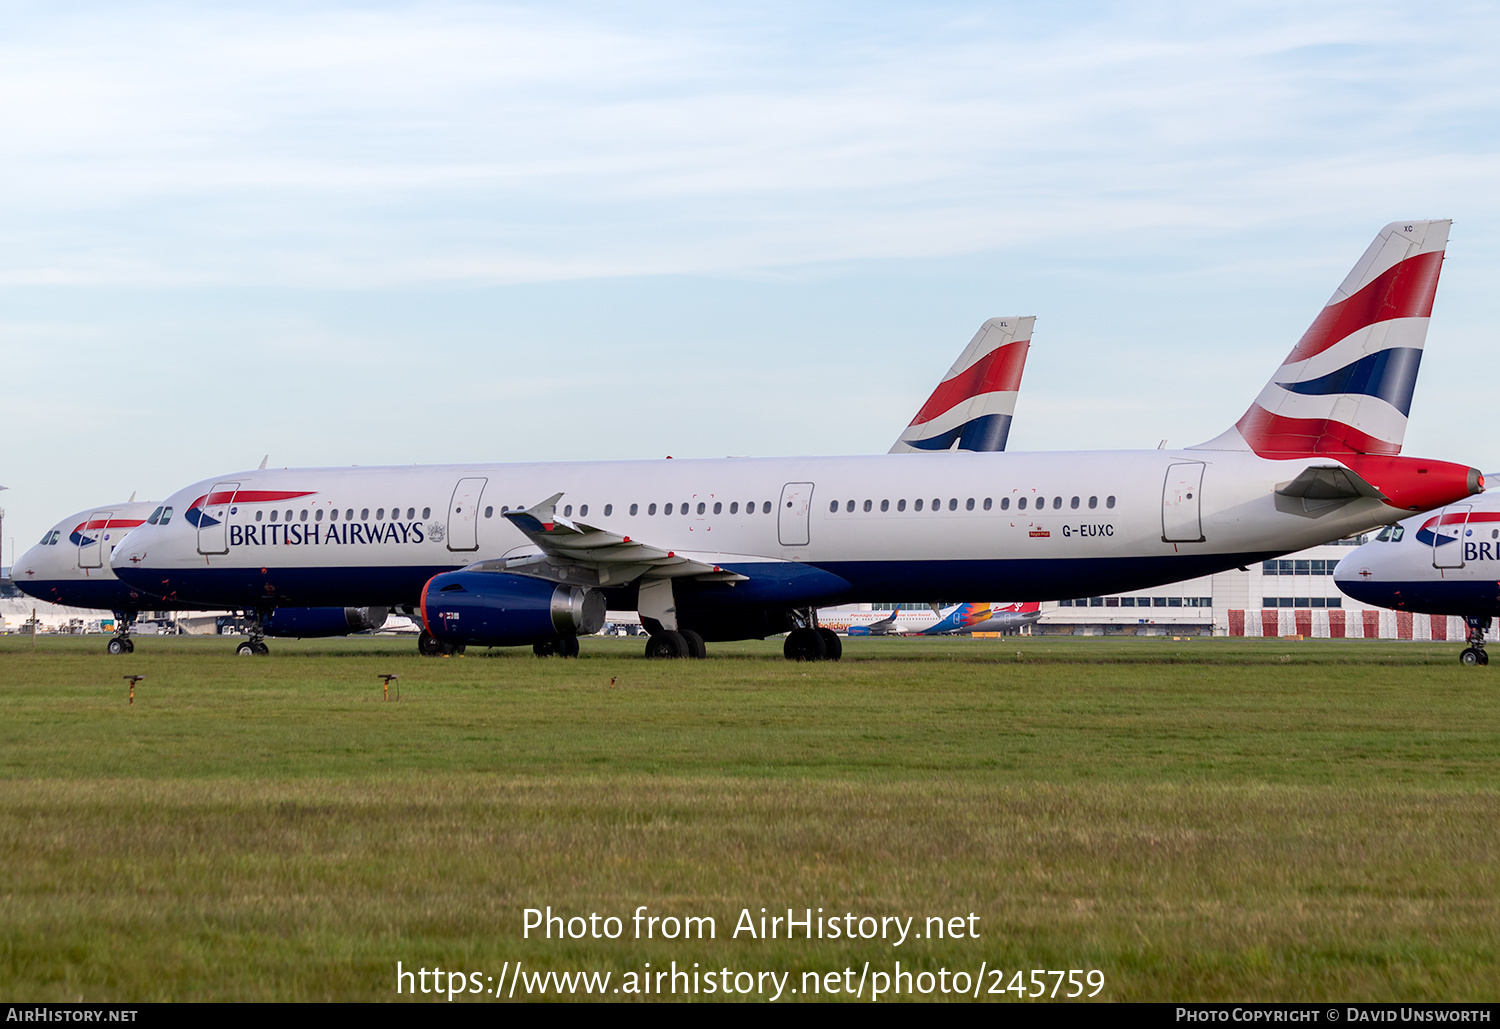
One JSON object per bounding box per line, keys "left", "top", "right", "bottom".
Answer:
{"left": 829, "top": 501, "right": 838, "bottom": 513}
{"left": 300, "top": 510, "right": 308, "bottom": 522}
{"left": 897, "top": 499, "right": 906, "bottom": 512}
{"left": 1070, "top": 496, "right": 1079, "bottom": 509}
{"left": 713, "top": 502, "right": 722, "bottom": 514}
{"left": 580, "top": 505, "right": 589, "bottom": 517}
{"left": 376, "top": 508, "right": 384, "bottom": 520}
{"left": 270, "top": 510, "right": 279, "bottom": 522}
{"left": 914, "top": 499, "right": 924, "bottom": 512}
{"left": 1000, "top": 498, "right": 1009, "bottom": 510}
{"left": 846, "top": 500, "right": 855, "bottom": 512}
{"left": 664, "top": 504, "right": 673, "bottom": 516}
{"left": 1036, "top": 497, "right": 1045, "bottom": 509}
{"left": 604, "top": 504, "right": 613, "bottom": 516}
{"left": 1088, "top": 496, "right": 1098, "bottom": 509}
{"left": 1106, "top": 496, "right": 1116, "bottom": 509}
{"left": 730, "top": 502, "right": 739, "bottom": 514}
{"left": 329, "top": 509, "right": 338, "bottom": 522}
{"left": 407, "top": 508, "right": 415, "bottom": 520}
{"left": 315, "top": 509, "right": 324, "bottom": 522}
{"left": 1018, "top": 498, "right": 1027, "bottom": 510}
{"left": 697, "top": 502, "right": 706, "bottom": 515}
{"left": 983, "top": 498, "right": 992, "bottom": 511}
{"left": 762, "top": 501, "right": 771, "bottom": 514}
{"left": 1053, "top": 497, "right": 1062, "bottom": 510}
{"left": 563, "top": 504, "right": 573, "bottom": 517}
{"left": 864, "top": 500, "right": 872, "bottom": 512}
{"left": 880, "top": 499, "right": 889, "bottom": 512}
{"left": 484, "top": 506, "right": 493, "bottom": 518}
{"left": 361, "top": 509, "right": 370, "bottom": 520}
{"left": 423, "top": 507, "right": 431, "bottom": 519}
{"left": 255, "top": 510, "right": 263, "bottom": 522}
{"left": 346, "top": 510, "right": 354, "bottom": 521}
{"left": 648, "top": 503, "right": 657, "bottom": 515}
{"left": 965, "top": 498, "right": 974, "bottom": 511}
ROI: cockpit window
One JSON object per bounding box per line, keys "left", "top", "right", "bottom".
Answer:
{"left": 40, "top": 530, "right": 53, "bottom": 545}
{"left": 1391, "top": 525, "right": 1404, "bottom": 543}
{"left": 147, "top": 506, "right": 164, "bottom": 525}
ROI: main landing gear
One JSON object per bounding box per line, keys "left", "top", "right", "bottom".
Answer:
{"left": 644, "top": 629, "right": 705, "bottom": 659}
{"left": 418, "top": 630, "right": 465, "bottom": 657}
{"left": 783, "top": 608, "right": 842, "bottom": 662}
{"left": 106, "top": 611, "right": 136, "bottom": 655}
{"left": 1459, "top": 616, "right": 1491, "bottom": 666}
{"left": 533, "top": 637, "right": 581, "bottom": 658}
{"left": 234, "top": 609, "right": 271, "bottom": 656}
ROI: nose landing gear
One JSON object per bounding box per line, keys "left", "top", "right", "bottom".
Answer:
{"left": 234, "top": 609, "right": 272, "bottom": 656}
{"left": 106, "top": 611, "right": 136, "bottom": 655}
{"left": 1459, "top": 616, "right": 1491, "bottom": 666}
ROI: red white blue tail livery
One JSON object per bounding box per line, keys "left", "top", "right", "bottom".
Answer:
{"left": 1195, "top": 221, "right": 1448, "bottom": 458}
{"left": 890, "top": 317, "right": 1033, "bottom": 453}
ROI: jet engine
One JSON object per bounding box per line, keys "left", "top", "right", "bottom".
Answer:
{"left": 263, "top": 606, "right": 389, "bottom": 637}
{"left": 421, "top": 571, "right": 604, "bottom": 646}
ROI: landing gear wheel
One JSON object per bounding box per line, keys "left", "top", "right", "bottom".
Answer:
{"left": 645, "top": 630, "right": 688, "bottom": 659}
{"left": 535, "top": 637, "right": 581, "bottom": 658}
{"left": 236, "top": 641, "right": 257, "bottom": 657}
{"left": 816, "top": 627, "right": 842, "bottom": 662}
{"left": 533, "top": 639, "right": 558, "bottom": 657}
{"left": 124, "top": 638, "right": 135, "bottom": 653}
{"left": 1460, "top": 647, "right": 1485, "bottom": 666}
{"left": 107, "top": 638, "right": 127, "bottom": 655}
{"left": 558, "top": 635, "right": 580, "bottom": 658}
{"left": 680, "top": 629, "right": 707, "bottom": 659}
{"left": 784, "top": 627, "right": 827, "bottom": 662}
{"left": 420, "top": 631, "right": 461, "bottom": 657}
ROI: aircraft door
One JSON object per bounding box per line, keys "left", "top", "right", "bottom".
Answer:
{"left": 447, "top": 477, "right": 488, "bottom": 552}
{"left": 1161, "top": 462, "right": 1206, "bottom": 543}
{"left": 77, "top": 510, "right": 112, "bottom": 568}
{"left": 196, "top": 483, "right": 238, "bottom": 556}
{"left": 778, "top": 482, "right": 814, "bottom": 546}
{"left": 1432, "top": 505, "right": 1471, "bottom": 569}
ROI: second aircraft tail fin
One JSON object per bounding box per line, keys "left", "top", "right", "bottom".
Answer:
{"left": 890, "top": 316, "right": 1034, "bottom": 453}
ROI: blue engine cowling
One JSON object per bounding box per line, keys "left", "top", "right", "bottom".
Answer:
{"left": 421, "top": 571, "right": 604, "bottom": 646}
{"left": 263, "top": 606, "right": 389, "bottom": 637}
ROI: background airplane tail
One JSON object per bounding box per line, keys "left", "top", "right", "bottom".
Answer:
{"left": 1192, "top": 221, "right": 1449, "bottom": 458}
{"left": 890, "top": 316, "right": 1034, "bottom": 453}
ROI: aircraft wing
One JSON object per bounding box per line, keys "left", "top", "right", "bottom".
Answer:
{"left": 479, "top": 493, "right": 749, "bottom": 587}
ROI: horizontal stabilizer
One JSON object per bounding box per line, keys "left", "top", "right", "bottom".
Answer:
{"left": 1275, "top": 465, "right": 1387, "bottom": 502}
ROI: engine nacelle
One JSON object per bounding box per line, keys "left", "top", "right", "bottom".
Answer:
{"left": 421, "top": 571, "right": 604, "bottom": 646}
{"left": 263, "top": 606, "right": 389, "bottom": 637}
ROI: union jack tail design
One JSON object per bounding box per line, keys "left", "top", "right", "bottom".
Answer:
{"left": 890, "top": 316, "right": 1034, "bottom": 453}
{"left": 1193, "top": 221, "right": 1449, "bottom": 457}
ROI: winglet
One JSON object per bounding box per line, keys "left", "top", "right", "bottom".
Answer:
{"left": 891, "top": 316, "right": 1035, "bottom": 453}
{"left": 1193, "top": 221, "right": 1450, "bottom": 457}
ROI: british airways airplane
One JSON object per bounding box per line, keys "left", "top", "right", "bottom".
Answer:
{"left": 13, "top": 499, "right": 391, "bottom": 653}
{"left": 1333, "top": 491, "right": 1500, "bottom": 665}
{"left": 112, "top": 221, "right": 1481, "bottom": 662}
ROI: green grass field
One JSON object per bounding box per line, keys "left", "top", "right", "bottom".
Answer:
{"left": 2, "top": 633, "right": 1497, "bottom": 1002}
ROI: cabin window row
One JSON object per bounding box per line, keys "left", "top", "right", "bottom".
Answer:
{"left": 253, "top": 506, "right": 433, "bottom": 523}
{"left": 483, "top": 501, "right": 777, "bottom": 519}
{"left": 829, "top": 495, "right": 1117, "bottom": 514}
{"left": 1261, "top": 597, "right": 1343, "bottom": 608}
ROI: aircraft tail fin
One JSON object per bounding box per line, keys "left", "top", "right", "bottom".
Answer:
{"left": 1192, "top": 221, "right": 1450, "bottom": 457}
{"left": 890, "top": 316, "right": 1034, "bottom": 453}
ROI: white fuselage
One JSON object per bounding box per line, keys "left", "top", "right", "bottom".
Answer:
{"left": 112, "top": 449, "right": 1428, "bottom": 613}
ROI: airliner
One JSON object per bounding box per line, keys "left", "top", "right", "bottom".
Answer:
{"left": 830, "top": 601, "right": 1043, "bottom": 636}
{"left": 1333, "top": 489, "right": 1500, "bottom": 665}
{"left": 14, "top": 500, "right": 390, "bottom": 654}
{"left": 112, "top": 221, "right": 1482, "bottom": 662}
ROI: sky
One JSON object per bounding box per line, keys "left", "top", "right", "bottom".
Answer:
{"left": 5, "top": 0, "right": 1500, "bottom": 557}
